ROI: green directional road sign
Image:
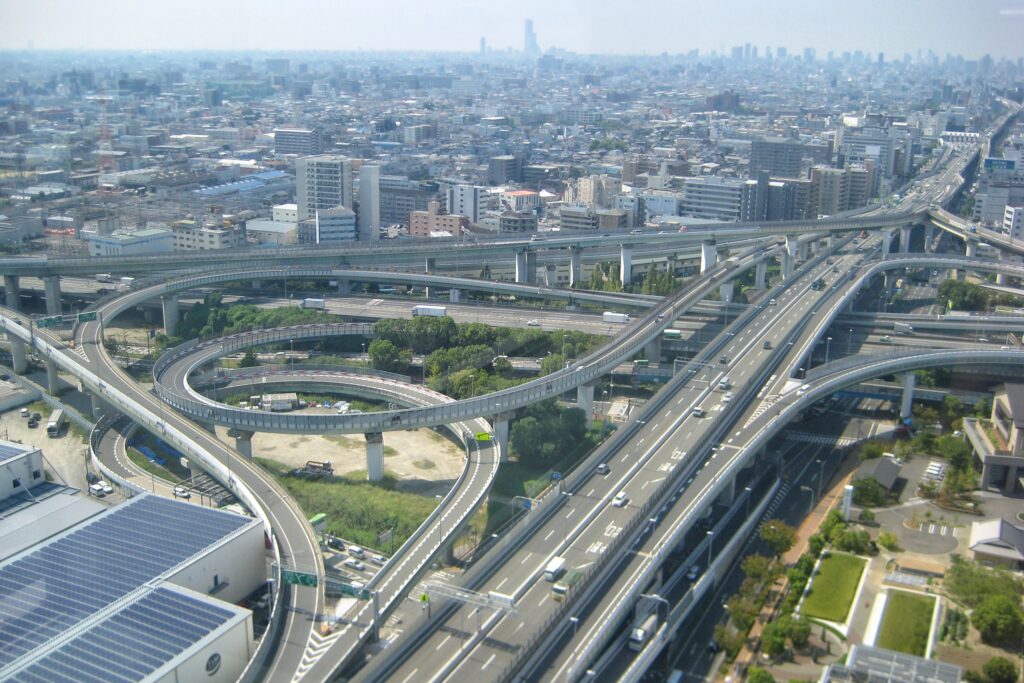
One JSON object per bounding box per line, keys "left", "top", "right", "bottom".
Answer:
{"left": 281, "top": 569, "right": 318, "bottom": 587}
{"left": 35, "top": 316, "right": 64, "bottom": 329}
{"left": 77, "top": 311, "right": 98, "bottom": 323}
{"left": 336, "top": 582, "right": 370, "bottom": 600}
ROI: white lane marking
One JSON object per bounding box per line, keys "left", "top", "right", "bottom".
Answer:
{"left": 401, "top": 669, "right": 419, "bottom": 683}
{"left": 495, "top": 577, "right": 508, "bottom": 590}
{"left": 482, "top": 654, "right": 496, "bottom": 670}
{"left": 436, "top": 634, "right": 452, "bottom": 650}
{"left": 544, "top": 529, "right": 555, "bottom": 541}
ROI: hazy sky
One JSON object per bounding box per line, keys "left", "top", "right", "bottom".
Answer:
{"left": 2, "top": 0, "right": 1023, "bottom": 60}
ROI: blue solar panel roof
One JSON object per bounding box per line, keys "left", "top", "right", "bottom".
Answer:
{"left": 0, "top": 494, "right": 251, "bottom": 670}
{"left": 8, "top": 587, "right": 239, "bottom": 683}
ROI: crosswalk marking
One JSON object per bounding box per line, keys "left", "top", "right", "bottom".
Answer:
{"left": 783, "top": 432, "right": 856, "bottom": 448}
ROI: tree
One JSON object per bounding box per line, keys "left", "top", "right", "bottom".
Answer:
{"left": 835, "top": 529, "right": 872, "bottom": 555}
{"left": 741, "top": 554, "right": 776, "bottom": 585}
{"left": 367, "top": 339, "right": 411, "bottom": 374}
{"left": 747, "top": 667, "right": 776, "bottom": 683}
{"left": 852, "top": 477, "right": 889, "bottom": 507}
{"left": 877, "top": 531, "right": 900, "bottom": 551}
{"left": 760, "top": 621, "right": 787, "bottom": 657}
{"left": 808, "top": 533, "right": 826, "bottom": 557}
{"left": 238, "top": 348, "right": 259, "bottom": 367}
{"left": 983, "top": 656, "right": 1020, "bottom": 683}
{"left": 972, "top": 594, "right": 1024, "bottom": 645}
{"left": 760, "top": 520, "right": 797, "bottom": 557}
{"left": 938, "top": 435, "right": 974, "bottom": 473}
{"left": 858, "top": 508, "right": 876, "bottom": 524}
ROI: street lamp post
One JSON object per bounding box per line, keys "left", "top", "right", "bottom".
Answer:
{"left": 800, "top": 485, "right": 815, "bottom": 517}
{"left": 848, "top": 328, "right": 853, "bottom": 355}
{"left": 706, "top": 530, "right": 714, "bottom": 568}
{"left": 815, "top": 458, "right": 826, "bottom": 499}
{"left": 825, "top": 337, "right": 832, "bottom": 364}
{"left": 743, "top": 485, "right": 753, "bottom": 518}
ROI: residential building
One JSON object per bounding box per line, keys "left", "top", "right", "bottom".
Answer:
{"left": 750, "top": 137, "right": 805, "bottom": 178}
{"left": 245, "top": 219, "right": 298, "bottom": 246}
{"left": 380, "top": 176, "right": 439, "bottom": 226}
{"left": 500, "top": 189, "right": 540, "bottom": 213}
{"left": 446, "top": 183, "right": 484, "bottom": 224}
{"left": 409, "top": 201, "right": 467, "bottom": 238}
{"left": 171, "top": 222, "right": 247, "bottom": 251}
{"left": 596, "top": 208, "right": 628, "bottom": 230}
{"left": 86, "top": 227, "right": 174, "bottom": 256}
{"left": 357, "top": 164, "right": 381, "bottom": 241}
{"left": 577, "top": 174, "right": 622, "bottom": 209}
{"left": 1004, "top": 204, "right": 1024, "bottom": 239}
{"left": 559, "top": 205, "right": 598, "bottom": 231}
{"left": 498, "top": 211, "right": 538, "bottom": 234}
{"left": 272, "top": 203, "right": 298, "bottom": 223}
{"left": 296, "top": 155, "right": 353, "bottom": 221}
{"left": 274, "top": 127, "right": 323, "bottom": 155}
{"left": 969, "top": 518, "right": 1024, "bottom": 569}
{"left": 489, "top": 155, "right": 521, "bottom": 184}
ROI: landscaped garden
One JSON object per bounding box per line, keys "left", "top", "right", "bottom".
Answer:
{"left": 801, "top": 552, "right": 867, "bottom": 623}
{"left": 876, "top": 590, "right": 935, "bottom": 656}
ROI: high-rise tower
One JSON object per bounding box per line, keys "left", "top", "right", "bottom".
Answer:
{"left": 524, "top": 20, "right": 539, "bottom": 54}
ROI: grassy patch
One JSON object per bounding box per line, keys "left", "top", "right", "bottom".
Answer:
{"left": 383, "top": 446, "right": 398, "bottom": 457}
{"left": 802, "top": 552, "right": 866, "bottom": 623}
{"left": 325, "top": 435, "right": 363, "bottom": 448}
{"left": 413, "top": 458, "right": 436, "bottom": 470}
{"left": 876, "top": 590, "right": 935, "bottom": 656}
{"left": 257, "top": 457, "right": 436, "bottom": 550}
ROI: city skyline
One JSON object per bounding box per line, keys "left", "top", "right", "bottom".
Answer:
{"left": 2, "top": 0, "right": 1024, "bottom": 60}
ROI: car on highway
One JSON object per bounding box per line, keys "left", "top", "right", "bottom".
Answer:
{"left": 768, "top": 298, "right": 777, "bottom": 306}
{"left": 596, "top": 463, "right": 611, "bottom": 475}
{"left": 796, "top": 384, "right": 810, "bottom": 396}
{"left": 763, "top": 340, "right": 771, "bottom": 349}
{"left": 527, "top": 319, "right": 540, "bottom": 327}
{"left": 722, "top": 392, "right": 734, "bottom": 403}
{"left": 612, "top": 491, "right": 629, "bottom": 507}
{"left": 344, "top": 558, "right": 366, "bottom": 571}
{"left": 685, "top": 564, "right": 701, "bottom": 581}
{"left": 719, "top": 355, "right": 728, "bottom": 364}
{"left": 692, "top": 406, "right": 705, "bottom": 418}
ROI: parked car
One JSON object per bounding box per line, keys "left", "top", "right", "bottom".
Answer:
{"left": 370, "top": 555, "right": 386, "bottom": 567}
{"left": 344, "top": 558, "right": 366, "bottom": 571}
{"left": 86, "top": 472, "right": 101, "bottom": 484}
{"left": 326, "top": 537, "right": 345, "bottom": 551}
{"left": 173, "top": 486, "right": 190, "bottom": 499}
{"left": 20, "top": 408, "right": 29, "bottom": 418}
{"left": 89, "top": 483, "right": 106, "bottom": 497}
{"left": 100, "top": 481, "right": 114, "bottom": 495}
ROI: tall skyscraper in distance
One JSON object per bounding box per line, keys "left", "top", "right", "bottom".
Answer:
{"left": 357, "top": 164, "right": 381, "bottom": 241}
{"left": 480, "top": 37, "right": 486, "bottom": 55}
{"left": 524, "top": 20, "right": 540, "bottom": 55}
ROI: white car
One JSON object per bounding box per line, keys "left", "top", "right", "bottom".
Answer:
{"left": 173, "top": 486, "right": 191, "bottom": 499}
{"left": 100, "top": 481, "right": 114, "bottom": 495}
{"left": 796, "top": 384, "right": 810, "bottom": 396}
{"left": 344, "top": 558, "right": 366, "bottom": 571}
{"left": 722, "top": 392, "right": 734, "bottom": 403}
{"left": 612, "top": 491, "right": 629, "bottom": 507}
{"left": 89, "top": 483, "right": 106, "bottom": 497}
{"left": 527, "top": 319, "right": 541, "bottom": 327}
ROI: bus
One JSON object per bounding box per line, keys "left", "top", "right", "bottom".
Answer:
{"left": 46, "top": 408, "right": 66, "bottom": 438}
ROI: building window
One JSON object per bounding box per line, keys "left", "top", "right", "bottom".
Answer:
{"left": 12, "top": 478, "right": 20, "bottom": 488}
{"left": 32, "top": 469, "right": 41, "bottom": 480}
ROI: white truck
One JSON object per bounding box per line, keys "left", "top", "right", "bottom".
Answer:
{"left": 300, "top": 298, "right": 326, "bottom": 310}
{"left": 412, "top": 305, "right": 448, "bottom": 317}
{"left": 543, "top": 556, "right": 567, "bottom": 582}
{"left": 628, "top": 612, "right": 660, "bottom": 651}
{"left": 603, "top": 312, "right": 630, "bottom": 324}
{"left": 119, "top": 276, "right": 135, "bottom": 287}
{"left": 95, "top": 273, "right": 113, "bottom": 283}
{"left": 893, "top": 322, "right": 914, "bottom": 334}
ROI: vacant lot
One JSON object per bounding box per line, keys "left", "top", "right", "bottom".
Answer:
{"left": 801, "top": 552, "right": 867, "bottom": 623}
{"left": 876, "top": 590, "right": 935, "bottom": 656}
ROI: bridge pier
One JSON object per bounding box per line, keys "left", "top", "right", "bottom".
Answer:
{"left": 449, "top": 288, "right": 462, "bottom": 303}
{"left": 514, "top": 251, "right": 537, "bottom": 284}
{"left": 900, "top": 372, "right": 915, "bottom": 423}
{"left": 719, "top": 282, "right": 735, "bottom": 307}
{"left": 10, "top": 337, "right": 26, "bottom": 374}
{"left": 620, "top": 244, "right": 633, "bottom": 284}
{"left": 44, "top": 276, "right": 62, "bottom": 316}
{"left": 716, "top": 477, "right": 737, "bottom": 506}
{"left": 900, "top": 225, "right": 912, "bottom": 253}
{"left": 996, "top": 272, "right": 1009, "bottom": 286}
{"left": 251, "top": 279, "right": 261, "bottom": 290}
{"left": 90, "top": 391, "right": 108, "bottom": 420}
{"left": 543, "top": 264, "right": 557, "bottom": 287}
{"left": 424, "top": 257, "right": 436, "bottom": 274}
{"left": 366, "top": 432, "right": 384, "bottom": 481}
{"left": 644, "top": 335, "right": 662, "bottom": 363}
{"left": 880, "top": 230, "right": 891, "bottom": 256}
{"left": 576, "top": 383, "right": 595, "bottom": 420}
{"left": 233, "top": 429, "right": 254, "bottom": 460}
{"left": 4, "top": 275, "right": 20, "bottom": 310}
{"left": 798, "top": 240, "right": 809, "bottom": 261}
{"left": 754, "top": 260, "right": 767, "bottom": 289}
{"left": 700, "top": 240, "right": 718, "bottom": 273}
{"left": 568, "top": 247, "right": 582, "bottom": 287}
{"left": 45, "top": 358, "right": 60, "bottom": 395}
{"left": 965, "top": 239, "right": 977, "bottom": 258}
{"left": 161, "top": 295, "right": 180, "bottom": 337}
{"left": 336, "top": 279, "right": 350, "bottom": 294}
{"left": 491, "top": 414, "right": 511, "bottom": 462}
{"left": 924, "top": 224, "right": 934, "bottom": 252}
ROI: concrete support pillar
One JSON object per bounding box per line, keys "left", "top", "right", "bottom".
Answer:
{"left": 46, "top": 358, "right": 59, "bottom": 395}
{"left": 366, "top": 432, "right": 384, "bottom": 482}
{"left": 900, "top": 372, "right": 915, "bottom": 423}
{"left": 492, "top": 415, "right": 510, "bottom": 463}
{"left": 569, "top": 247, "right": 582, "bottom": 288}
{"left": 981, "top": 462, "right": 993, "bottom": 490}
{"left": 924, "top": 224, "right": 934, "bottom": 253}
{"left": 544, "top": 264, "right": 557, "bottom": 287}
{"left": 880, "top": 230, "right": 892, "bottom": 256}
{"left": 644, "top": 336, "right": 662, "bottom": 364}
{"left": 44, "top": 276, "right": 62, "bottom": 316}
{"left": 719, "top": 282, "right": 735, "bottom": 306}
{"left": 234, "top": 430, "right": 254, "bottom": 460}
{"left": 900, "top": 225, "right": 912, "bottom": 254}
{"left": 754, "top": 260, "right": 767, "bottom": 290}
{"left": 251, "top": 280, "right": 261, "bottom": 290}
{"left": 10, "top": 337, "right": 27, "bottom": 374}
{"left": 90, "top": 392, "right": 107, "bottom": 420}
{"left": 826, "top": 234, "right": 835, "bottom": 248}
{"left": 700, "top": 240, "right": 718, "bottom": 273}
{"left": 1004, "top": 466, "right": 1018, "bottom": 495}
{"left": 716, "top": 477, "right": 737, "bottom": 506}
{"left": 965, "top": 240, "right": 977, "bottom": 258}
{"left": 161, "top": 295, "right": 180, "bottom": 337}
{"left": 3, "top": 275, "right": 19, "bottom": 310}
{"left": 619, "top": 244, "right": 633, "bottom": 285}
{"left": 798, "top": 240, "right": 809, "bottom": 261}
{"left": 781, "top": 251, "right": 794, "bottom": 280}
{"left": 449, "top": 288, "right": 462, "bottom": 303}
{"left": 424, "top": 257, "right": 436, "bottom": 274}
{"left": 576, "top": 383, "right": 595, "bottom": 420}
{"left": 514, "top": 251, "right": 529, "bottom": 284}
{"left": 883, "top": 272, "right": 893, "bottom": 292}
{"left": 996, "top": 272, "right": 1009, "bottom": 286}
{"left": 337, "top": 279, "right": 350, "bottom": 294}
{"left": 524, "top": 251, "right": 537, "bottom": 284}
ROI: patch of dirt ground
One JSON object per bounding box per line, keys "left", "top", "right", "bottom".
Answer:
{"left": 214, "top": 409, "right": 466, "bottom": 497}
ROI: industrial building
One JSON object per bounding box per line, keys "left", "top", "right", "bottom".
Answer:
{"left": 0, "top": 441, "right": 265, "bottom": 683}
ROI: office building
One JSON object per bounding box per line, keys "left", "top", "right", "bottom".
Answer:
{"left": 273, "top": 127, "right": 323, "bottom": 155}
{"left": 559, "top": 205, "right": 599, "bottom": 231}
{"left": 489, "top": 155, "right": 522, "bottom": 185}
{"left": 171, "top": 222, "right": 247, "bottom": 251}
{"left": 500, "top": 189, "right": 540, "bottom": 213}
{"left": 86, "top": 227, "right": 174, "bottom": 256}
{"left": 678, "top": 176, "right": 754, "bottom": 222}
{"left": 380, "top": 176, "right": 439, "bottom": 226}
{"left": 577, "top": 174, "right": 622, "bottom": 209}
{"left": 524, "top": 19, "right": 540, "bottom": 54}
{"left": 498, "top": 211, "right": 538, "bottom": 234}
{"left": 1004, "top": 205, "right": 1024, "bottom": 239}
{"left": 357, "top": 164, "right": 381, "bottom": 241}
{"left": 313, "top": 206, "right": 357, "bottom": 243}
{"left": 296, "top": 155, "right": 353, "bottom": 221}
{"left": 272, "top": 203, "right": 298, "bottom": 223}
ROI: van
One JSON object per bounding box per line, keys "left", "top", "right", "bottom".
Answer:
{"left": 89, "top": 483, "right": 106, "bottom": 497}
{"left": 349, "top": 546, "right": 365, "bottom": 558}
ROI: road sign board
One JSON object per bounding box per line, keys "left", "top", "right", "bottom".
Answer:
{"left": 35, "top": 316, "right": 64, "bottom": 329}
{"left": 281, "top": 569, "right": 318, "bottom": 587}
{"left": 551, "top": 472, "right": 562, "bottom": 481}
{"left": 475, "top": 432, "right": 492, "bottom": 442}
{"left": 336, "top": 582, "right": 370, "bottom": 600}
{"left": 77, "top": 311, "right": 98, "bottom": 323}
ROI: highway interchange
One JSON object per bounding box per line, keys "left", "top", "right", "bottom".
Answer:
{"left": 0, "top": 103, "right": 1020, "bottom": 682}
